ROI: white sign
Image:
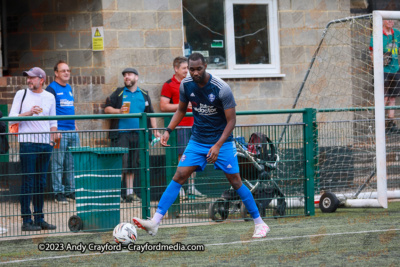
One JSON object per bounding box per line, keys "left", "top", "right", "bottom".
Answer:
{"left": 92, "top": 26, "right": 104, "bottom": 51}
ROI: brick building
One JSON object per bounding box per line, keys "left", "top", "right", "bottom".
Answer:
{"left": 0, "top": 0, "right": 397, "bottom": 129}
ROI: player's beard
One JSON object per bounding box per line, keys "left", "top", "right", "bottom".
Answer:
{"left": 124, "top": 79, "right": 136, "bottom": 88}
{"left": 192, "top": 71, "right": 205, "bottom": 84}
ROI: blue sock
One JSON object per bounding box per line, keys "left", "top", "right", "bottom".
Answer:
{"left": 236, "top": 184, "right": 260, "bottom": 219}
{"left": 156, "top": 180, "right": 182, "bottom": 216}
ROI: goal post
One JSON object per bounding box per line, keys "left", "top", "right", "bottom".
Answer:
{"left": 284, "top": 11, "right": 400, "bottom": 209}
{"left": 372, "top": 11, "right": 400, "bottom": 209}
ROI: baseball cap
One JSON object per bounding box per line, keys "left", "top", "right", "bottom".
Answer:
{"left": 122, "top": 68, "right": 139, "bottom": 76}
{"left": 23, "top": 67, "right": 46, "bottom": 82}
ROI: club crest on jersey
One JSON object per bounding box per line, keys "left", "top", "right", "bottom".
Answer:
{"left": 208, "top": 93, "right": 215, "bottom": 102}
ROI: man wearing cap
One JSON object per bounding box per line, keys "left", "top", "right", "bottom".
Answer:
{"left": 46, "top": 60, "right": 79, "bottom": 205}
{"left": 105, "top": 68, "right": 160, "bottom": 203}
{"left": 9, "top": 67, "right": 58, "bottom": 231}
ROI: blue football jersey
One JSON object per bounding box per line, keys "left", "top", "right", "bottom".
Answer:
{"left": 180, "top": 74, "right": 236, "bottom": 144}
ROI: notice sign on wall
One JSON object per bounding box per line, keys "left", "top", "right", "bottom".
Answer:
{"left": 92, "top": 26, "right": 104, "bottom": 51}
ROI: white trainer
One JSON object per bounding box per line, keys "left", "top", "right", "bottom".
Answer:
{"left": 252, "top": 223, "right": 270, "bottom": 238}
{"left": 132, "top": 217, "right": 159, "bottom": 236}
{"left": 188, "top": 187, "right": 206, "bottom": 198}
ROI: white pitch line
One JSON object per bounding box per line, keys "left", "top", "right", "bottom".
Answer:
{"left": 0, "top": 228, "right": 399, "bottom": 265}
{"left": 205, "top": 228, "right": 400, "bottom": 246}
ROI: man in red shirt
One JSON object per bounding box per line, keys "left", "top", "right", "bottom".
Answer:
{"left": 160, "top": 56, "right": 204, "bottom": 198}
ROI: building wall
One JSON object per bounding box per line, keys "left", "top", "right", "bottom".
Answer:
{"left": 1, "top": 0, "right": 360, "bottom": 129}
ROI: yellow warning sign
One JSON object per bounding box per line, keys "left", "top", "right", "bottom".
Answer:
{"left": 94, "top": 28, "right": 101, "bottom": 37}
{"left": 92, "top": 26, "right": 104, "bottom": 51}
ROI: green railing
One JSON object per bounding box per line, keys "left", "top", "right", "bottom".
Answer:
{"left": 0, "top": 109, "right": 315, "bottom": 238}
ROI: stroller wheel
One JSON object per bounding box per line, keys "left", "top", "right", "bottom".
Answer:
{"left": 209, "top": 199, "right": 229, "bottom": 222}
{"left": 240, "top": 201, "right": 265, "bottom": 221}
{"left": 319, "top": 192, "right": 340, "bottom": 213}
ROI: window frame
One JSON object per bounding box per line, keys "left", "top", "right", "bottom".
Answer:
{"left": 188, "top": 0, "right": 283, "bottom": 79}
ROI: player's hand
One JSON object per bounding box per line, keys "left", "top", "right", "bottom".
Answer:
{"left": 207, "top": 144, "right": 221, "bottom": 163}
{"left": 160, "top": 131, "right": 170, "bottom": 147}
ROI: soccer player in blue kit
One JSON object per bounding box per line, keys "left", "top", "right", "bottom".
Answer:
{"left": 132, "top": 53, "right": 270, "bottom": 238}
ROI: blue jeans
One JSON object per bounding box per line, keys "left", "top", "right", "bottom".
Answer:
{"left": 51, "top": 132, "right": 80, "bottom": 195}
{"left": 20, "top": 142, "right": 53, "bottom": 223}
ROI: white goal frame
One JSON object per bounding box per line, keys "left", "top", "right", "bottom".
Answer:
{"left": 373, "top": 11, "right": 400, "bottom": 209}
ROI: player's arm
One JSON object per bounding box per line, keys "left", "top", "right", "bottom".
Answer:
{"left": 160, "top": 100, "right": 188, "bottom": 146}
{"left": 160, "top": 96, "right": 179, "bottom": 112}
{"left": 206, "top": 107, "right": 236, "bottom": 163}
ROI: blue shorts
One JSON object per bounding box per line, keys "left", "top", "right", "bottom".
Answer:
{"left": 178, "top": 140, "right": 240, "bottom": 174}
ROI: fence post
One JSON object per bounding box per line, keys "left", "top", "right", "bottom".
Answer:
{"left": 303, "top": 108, "right": 316, "bottom": 216}
{"left": 163, "top": 117, "right": 180, "bottom": 218}
{"left": 139, "top": 113, "right": 150, "bottom": 219}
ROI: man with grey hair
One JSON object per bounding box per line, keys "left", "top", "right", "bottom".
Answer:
{"left": 9, "top": 67, "right": 58, "bottom": 231}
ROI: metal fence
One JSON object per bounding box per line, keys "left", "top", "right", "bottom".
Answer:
{"left": 0, "top": 109, "right": 315, "bottom": 238}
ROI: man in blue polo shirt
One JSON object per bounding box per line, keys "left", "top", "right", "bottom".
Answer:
{"left": 46, "top": 60, "right": 79, "bottom": 205}
{"left": 105, "top": 68, "right": 160, "bottom": 203}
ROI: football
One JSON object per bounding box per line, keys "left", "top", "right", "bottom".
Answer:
{"left": 113, "top": 223, "right": 137, "bottom": 245}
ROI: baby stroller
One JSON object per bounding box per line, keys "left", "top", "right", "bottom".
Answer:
{"left": 208, "top": 132, "right": 286, "bottom": 221}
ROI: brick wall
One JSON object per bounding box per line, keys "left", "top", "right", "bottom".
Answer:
{"left": 5, "top": 1, "right": 104, "bottom": 77}
{"left": 2, "top": 0, "right": 356, "bottom": 128}
{"left": 0, "top": 75, "right": 106, "bottom": 130}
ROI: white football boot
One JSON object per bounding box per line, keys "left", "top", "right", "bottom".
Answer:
{"left": 132, "top": 217, "right": 159, "bottom": 236}
{"left": 252, "top": 222, "right": 270, "bottom": 238}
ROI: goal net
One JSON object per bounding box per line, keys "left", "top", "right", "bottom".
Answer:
{"left": 287, "top": 12, "right": 400, "bottom": 206}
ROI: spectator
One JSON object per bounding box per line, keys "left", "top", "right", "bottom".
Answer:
{"left": 370, "top": 19, "right": 400, "bottom": 134}
{"left": 160, "top": 56, "right": 204, "bottom": 199}
{"left": 105, "top": 68, "right": 160, "bottom": 203}
{"left": 46, "top": 60, "right": 80, "bottom": 204}
{"left": 9, "top": 67, "right": 58, "bottom": 231}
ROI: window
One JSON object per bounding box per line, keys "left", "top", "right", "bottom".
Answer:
{"left": 182, "top": 0, "right": 283, "bottom": 78}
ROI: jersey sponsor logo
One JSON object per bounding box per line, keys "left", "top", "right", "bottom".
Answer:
{"left": 208, "top": 93, "right": 215, "bottom": 102}
{"left": 60, "top": 99, "right": 74, "bottom": 107}
{"left": 190, "top": 93, "right": 195, "bottom": 97}
{"left": 57, "top": 92, "right": 63, "bottom": 95}
{"left": 180, "top": 154, "right": 186, "bottom": 162}
{"left": 227, "top": 164, "right": 232, "bottom": 169}
{"left": 193, "top": 103, "right": 217, "bottom": 116}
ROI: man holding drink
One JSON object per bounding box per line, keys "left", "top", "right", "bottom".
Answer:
{"left": 105, "top": 68, "right": 160, "bottom": 203}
